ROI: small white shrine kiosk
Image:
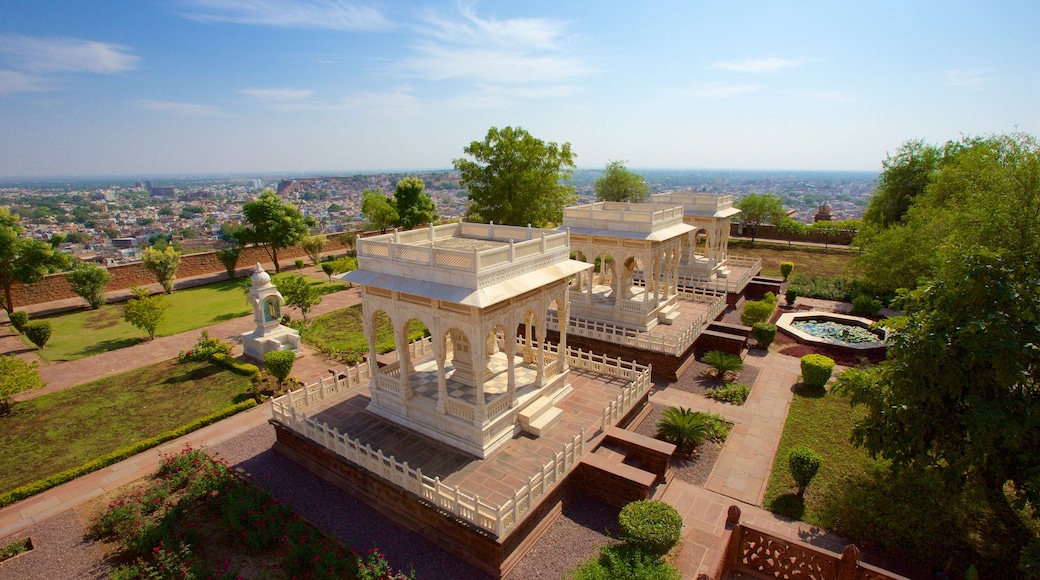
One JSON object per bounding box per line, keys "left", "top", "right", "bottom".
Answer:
{"left": 343, "top": 223, "right": 591, "bottom": 458}
{"left": 562, "top": 201, "right": 694, "bottom": 331}
{"left": 652, "top": 192, "right": 742, "bottom": 288}
{"left": 241, "top": 263, "right": 302, "bottom": 361}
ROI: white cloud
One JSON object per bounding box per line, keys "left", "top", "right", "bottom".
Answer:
{"left": 712, "top": 57, "right": 801, "bottom": 74}
{"left": 240, "top": 87, "right": 314, "bottom": 101}
{"left": 0, "top": 69, "right": 51, "bottom": 94}
{"left": 0, "top": 35, "right": 140, "bottom": 74}
{"left": 176, "top": 0, "right": 389, "bottom": 31}
{"left": 400, "top": 5, "right": 588, "bottom": 85}
{"left": 136, "top": 100, "right": 222, "bottom": 117}
{"left": 445, "top": 83, "right": 581, "bottom": 109}
{"left": 791, "top": 89, "right": 853, "bottom": 103}
{"left": 675, "top": 82, "right": 762, "bottom": 99}
{"left": 942, "top": 68, "right": 989, "bottom": 88}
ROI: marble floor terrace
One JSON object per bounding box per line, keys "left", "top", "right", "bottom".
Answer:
{"left": 286, "top": 366, "right": 633, "bottom": 510}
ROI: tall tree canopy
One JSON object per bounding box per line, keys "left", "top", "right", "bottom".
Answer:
{"left": 856, "top": 134, "right": 1040, "bottom": 293}
{"left": 734, "top": 193, "right": 786, "bottom": 242}
{"left": 361, "top": 189, "right": 399, "bottom": 234}
{"left": 240, "top": 190, "right": 314, "bottom": 273}
{"left": 836, "top": 133, "right": 1040, "bottom": 563}
{"left": 453, "top": 126, "right": 577, "bottom": 227}
{"left": 594, "top": 160, "right": 650, "bottom": 203}
{"left": 394, "top": 177, "right": 437, "bottom": 229}
{"left": 0, "top": 208, "right": 71, "bottom": 313}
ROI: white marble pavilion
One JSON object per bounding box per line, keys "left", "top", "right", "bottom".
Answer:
{"left": 651, "top": 192, "right": 744, "bottom": 290}
{"left": 343, "top": 222, "right": 591, "bottom": 458}
{"left": 562, "top": 201, "right": 694, "bottom": 331}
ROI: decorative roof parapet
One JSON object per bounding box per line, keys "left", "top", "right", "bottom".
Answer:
{"left": 354, "top": 222, "right": 572, "bottom": 290}
{"left": 562, "top": 201, "right": 686, "bottom": 234}
{"left": 651, "top": 192, "right": 741, "bottom": 218}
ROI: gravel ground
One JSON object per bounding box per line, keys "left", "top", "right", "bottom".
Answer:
{"left": 504, "top": 498, "right": 620, "bottom": 579}
{"left": 632, "top": 403, "right": 723, "bottom": 486}
{"left": 0, "top": 509, "right": 108, "bottom": 580}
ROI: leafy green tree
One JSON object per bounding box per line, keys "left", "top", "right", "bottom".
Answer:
{"left": 66, "top": 261, "right": 111, "bottom": 309}
{"left": 300, "top": 234, "right": 327, "bottom": 265}
{"left": 215, "top": 245, "right": 240, "bottom": 280}
{"left": 276, "top": 274, "right": 322, "bottom": 322}
{"left": 394, "top": 177, "right": 437, "bottom": 229}
{"left": 122, "top": 286, "right": 169, "bottom": 340}
{"left": 735, "top": 193, "right": 786, "bottom": 242}
{"left": 594, "top": 160, "right": 650, "bottom": 203}
{"left": 774, "top": 218, "right": 807, "bottom": 246}
{"left": 454, "top": 126, "right": 577, "bottom": 227}
{"left": 856, "top": 133, "right": 1040, "bottom": 294}
{"left": 240, "top": 190, "right": 314, "bottom": 273}
{"left": 863, "top": 139, "right": 944, "bottom": 229}
{"left": 338, "top": 231, "right": 357, "bottom": 254}
{"left": 264, "top": 350, "right": 296, "bottom": 385}
{"left": 0, "top": 207, "right": 72, "bottom": 314}
{"left": 361, "top": 189, "right": 399, "bottom": 234}
{"left": 0, "top": 355, "right": 45, "bottom": 415}
{"left": 142, "top": 245, "right": 181, "bottom": 294}
{"left": 321, "top": 262, "right": 335, "bottom": 282}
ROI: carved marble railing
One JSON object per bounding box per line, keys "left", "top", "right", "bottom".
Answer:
{"left": 272, "top": 390, "right": 584, "bottom": 538}
{"left": 277, "top": 361, "right": 373, "bottom": 409}
{"left": 547, "top": 309, "right": 704, "bottom": 356}
{"left": 710, "top": 506, "right": 911, "bottom": 580}
{"left": 723, "top": 255, "right": 762, "bottom": 293}
{"left": 652, "top": 192, "right": 735, "bottom": 214}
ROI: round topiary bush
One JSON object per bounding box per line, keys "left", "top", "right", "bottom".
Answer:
{"left": 264, "top": 350, "right": 296, "bottom": 384}
{"left": 788, "top": 445, "right": 822, "bottom": 496}
{"left": 9, "top": 311, "right": 29, "bottom": 334}
{"left": 785, "top": 287, "right": 799, "bottom": 307}
{"left": 618, "top": 500, "right": 683, "bottom": 556}
{"left": 740, "top": 300, "right": 774, "bottom": 326}
{"left": 752, "top": 322, "right": 777, "bottom": 349}
{"left": 800, "top": 354, "right": 835, "bottom": 389}
{"left": 24, "top": 320, "right": 52, "bottom": 349}
{"left": 780, "top": 261, "right": 794, "bottom": 280}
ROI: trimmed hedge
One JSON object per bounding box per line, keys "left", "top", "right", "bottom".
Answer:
{"left": 24, "top": 321, "right": 51, "bottom": 349}
{"left": 851, "top": 294, "right": 882, "bottom": 317}
{"left": 740, "top": 300, "right": 774, "bottom": 326}
{"left": 800, "top": 354, "right": 835, "bottom": 389}
{"left": 780, "top": 261, "right": 794, "bottom": 280}
{"left": 210, "top": 352, "right": 260, "bottom": 376}
{"left": 752, "top": 322, "right": 777, "bottom": 349}
{"left": 785, "top": 287, "right": 799, "bottom": 306}
{"left": 618, "top": 499, "right": 683, "bottom": 556}
{"left": 264, "top": 350, "right": 296, "bottom": 383}
{"left": 0, "top": 399, "right": 257, "bottom": 508}
{"left": 9, "top": 311, "right": 28, "bottom": 334}
{"left": 789, "top": 445, "right": 822, "bottom": 496}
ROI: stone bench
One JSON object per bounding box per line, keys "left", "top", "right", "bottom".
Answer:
{"left": 604, "top": 427, "right": 675, "bottom": 484}
{"left": 577, "top": 452, "right": 657, "bottom": 507}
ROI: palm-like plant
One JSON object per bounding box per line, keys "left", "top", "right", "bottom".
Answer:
{"left": 703, "top": 350, "right": 744, "bottom": 380}
{"left": 656, "top": 407, "right": 712, "bottom": 455}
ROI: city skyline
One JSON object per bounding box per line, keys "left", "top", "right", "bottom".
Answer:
{"left": 1, "top": 0, "right": 1038, "bottom": 178}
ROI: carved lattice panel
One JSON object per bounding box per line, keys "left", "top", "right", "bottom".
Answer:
{"left": 740, "top": 527, "right": 839, "bottom": 579}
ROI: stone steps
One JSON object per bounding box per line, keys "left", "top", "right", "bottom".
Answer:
{"left": 519, "top": 396, "right": 563, "bottom": 437}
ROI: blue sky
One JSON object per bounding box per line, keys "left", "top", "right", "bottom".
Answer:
{"left": 1, "top": 1, "right": 1037, "bottom": 178}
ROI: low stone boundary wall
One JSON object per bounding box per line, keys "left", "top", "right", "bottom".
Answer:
{"left": 11, "top": 239, "right": 345, "bottom": 308}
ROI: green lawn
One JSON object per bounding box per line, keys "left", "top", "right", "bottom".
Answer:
{"left": 729, "top": 240, "right": 859, "bottom": 279}
{"left": 0, "top": 359, "right": 251, "bottom": 495}
{"left": 301, "top": 304, "right": 427, "bottom": 355}
{"left": 764, "top": 383, "right": 1025, "bottom": 575}
{"left": 27, "top": 273, "right": 345, "bottom": 362}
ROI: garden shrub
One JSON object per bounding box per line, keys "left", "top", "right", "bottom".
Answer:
{"left": 701, "top": 411, "right": 730, "bottom": 441}
{"left": 656, "top": 407, "right": 711, "bottom": 454}
{"left": 800, "top": 354, "right": 835, "bottom": 389}
{"left": 210, "top": 353, "right": 259, "bottom": 376}
{"left": 177, "top": 331, "right": 232, "bottom": 363}
{"left": 9, "top": 311, "right": 28, "bottom": 334}
{"left": 763, "top": 291, "right": 778, "bottom": 305}
{"left": 569, "top": 543, "right": 680, "bottom": 580}
{"left": 294, "top": 258, "right": 305, "bottom": 271}
{"left": 788, "top": 446, "right": 822, "bottom": 496}
{"left": 752, "top": 322, "right": 777, "bottom": 349}
{"left": 740, "top": 300, "right": 774, "bottom": 326}
{"left": 702, "top": 350, "right": 743, "bottom": 380}
{"left": 851, "top": 294, "right": 882, "bottom": 317}
{"left": 780, "top": 261, "right": 794, "bottom": 280}
{"left": 264, "top": 350, "right": 296, "bottom": 384}
{"left": 785, "top": 287, "right": 799, "bottom": 306}
{"left": 24, "top": 321, "right": 51, "bottom": 349}
{"left": 707, "top": 383, "right": 750, "bottom": 405}
{"left": 787, "top": 272, "right": 856, "bottom": 302}
{"left": 618, "top": 500, "right": 683, "bottom": 556}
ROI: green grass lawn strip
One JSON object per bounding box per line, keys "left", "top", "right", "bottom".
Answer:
{"left": 0, "top": 359, "right": 251, "bottom": 495}
{"left": 301, "top": 304, "right": 427, "bottom": 354}
{"left": 28, "top": 274, "right": 344, "bottom": 362}
{"left": 729, "top": 241, "right": 859, "bottom": 279}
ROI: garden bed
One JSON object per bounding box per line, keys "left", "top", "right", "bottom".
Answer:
{"left": 630, "top": 403, "right": 723, "bottom": 486}
{"left": 667, "top": 357, "right": 760, "bottom": 398}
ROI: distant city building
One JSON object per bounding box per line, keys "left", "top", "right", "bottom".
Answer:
{"left": 113, "top": 237, "right": 139, "bottom": 249}
{"left": 814, "top": 201, "right": 834, "bottom": 222}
